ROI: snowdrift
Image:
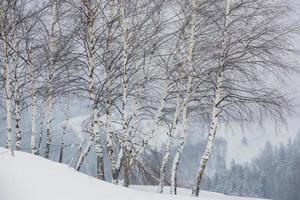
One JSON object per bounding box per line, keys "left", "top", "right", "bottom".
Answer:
{"left": 0, "top": 148, "right": 266, "bottom": 200}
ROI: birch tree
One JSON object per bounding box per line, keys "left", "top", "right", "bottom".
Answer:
{"left": 170, "top": 0, "right": 197, "bottom": 194}
{"left": 118, "top": 0, "right": 170, "bottom": 187}
{"left": 22, "top": 18, "right": 40, "bottom": 155}
{"left": 11, "top": 0, "right": 22, "bottom": 151}
{"left": 0, "top": 1, "right": 13, "bottom": 155}
{"left": 71, "top": 0, "right": 107, "bottom": 180}
{"left": 192, "top": 0, "right": 296, "bottom": 196}
{"left": 44, "top": 0, "right": 60, "bottom": 159}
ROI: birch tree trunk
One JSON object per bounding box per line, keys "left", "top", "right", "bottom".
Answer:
{"left": 84, "top": 0, "right": 105, "bottom": 180}
{"left": 158, "top": 136, "right": 172, "bottom": 193}
{"left": 170, "top": 0, "right": 197, "bottom": 194}
{"left": 37, "top": 111, "right": 45, "bottom": 155}
{"left": 191, "top": 0, "right": 230, "bottom": 197}
{"left": 75, "top": 136, "right": 93, "bottom": 171}
{"left": 59, "top": 46, "right": 71, "bottom": 162}
{"left": 45, "top": 0, "right": 59, "bottom": 159}
{"left": 114, "top": 146, "right": 124, "bottom": 182}
{"left": 2, "top": 30, "right": 13, "bottom": 155}
{"left": 59, "top": 102, "right": 69, "bottom": 163}
{"left": 158, "top": 92, "right": 181, "bottom": 193}
{"left": 93, "top": 104, "right": 104, "bottom": 180}
{"left": 12, "top": 9, "right": 21, "bottom": 151}
{"left": 170, "top": 100, "right": 191, "bottom": 195}
{"left": 120, "top": 0, "right": 131, "bottom": 187}
{"left": 106, "top": 70, "right": 117, "bottom": 181}
{"left": 14, "top": 71, "right": 21, "bottom": 151}
{"left": 68, "top": 138, "right": 86, "bottom": 167}
{"left": 105, "top": 0, "right": 119, "bottom": 184}
{"left": 1, "top": 3, "right": 13, "bottom": 155}
{"left": 44, "top": 93, "right": 53, "bottom": 159}
{"left": 28, "top": 47, "right": 38, "bottom": 155}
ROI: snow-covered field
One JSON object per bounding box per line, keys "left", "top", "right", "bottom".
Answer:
{"left": 0, "top": 148, "right": 267, "bottom": 200}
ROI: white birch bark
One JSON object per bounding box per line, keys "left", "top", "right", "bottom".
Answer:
{"left": 45, "top": 0, "right": 59, "bottom": 159}
{"left": 28, "top": 47, "right": 38, "bottom": 155}
{"left": 14, "top": 72, "right": 21, "bottom": 151}
{"left": 158, "top": 93, "right": 181, "bottom": 193}
{"left": 191, "top": 0, "right": 230, "bottom": 196}
{"left": 68, "top": 138, "right": 86, "bottom": 167}
{"left": 107, "top": 146, "right": 124, "bottom": 184}
{"left": 170, "top": 0, "right": 197, "bottom": 194}
{"left": 75, "top": 136, "right": 93, "bottom": 171}
{"left": 92, "top": 77, "right": 105, "bottom": 180}
{"left": 12, "top": 11, "right": 21, "bottom": 151}
{"left": 14, "top": 74, "right": 21, "bottom": 151}
{"left": 2, "top": 29, "right": 13, "bottom": 155}
{"left": 37, "top": 111, "right": 45, "bottom": 155}
{"left": 115, "top": 146, "right": 124, "bottom": 177}
{"left": 121, "top": 0, "right": 131, "bottom": 187}
{"left": 83, "top": 0, "right": 105, "bottom": 180}
{"left": 158, "top": 136, "right": 172, "bottom": 193}
{"left": 44, "top": 93, "right": 53, "bottom": 159}
{"left": 59, "top": 102, "right": 69, "bottom": 163}
{"left": 74, "top": 0, "right": 106, "bottom": 177}
{"left": 105, "top": 0, "right": 118, "bottom": 184}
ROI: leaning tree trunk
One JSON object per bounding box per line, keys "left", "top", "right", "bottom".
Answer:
{"left": 158, "top": 137, "right": 172, "bottom": 193}
{"left": 191, "top": 0, "right": 230, "bottom": 197}
{"left": 68, "top": 138, "right": 86, "bottom": 167}
{"left": 170, "top": 99, "right": 191, "bottom": 195}
{"left": 158, "top": 93, "right": 181, "bottom": 193}
{"left": 75, "top": 137, "right": 93, "bottom": 171}
{"left": 170, "top": 0, "right": 196, "bottom": 194}
{"left": 191, "top": 76, "right": 222, "bottom": 196}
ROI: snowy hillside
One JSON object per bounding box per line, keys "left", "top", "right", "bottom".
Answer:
{"left": 0, "top": 148, "right": 267, "bottom": 200}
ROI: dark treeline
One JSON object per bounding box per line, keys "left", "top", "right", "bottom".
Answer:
{"left": 207, "top": 133, "right": 300, "bottom": 200}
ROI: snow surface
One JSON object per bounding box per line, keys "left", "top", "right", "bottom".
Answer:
{"left": 0, "top": 148, "right": 267, "bottom": 200}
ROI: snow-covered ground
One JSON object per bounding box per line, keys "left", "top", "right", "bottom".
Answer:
{"left": 0, "top": 148, "right": 267, "bottom": 200}
{"left": 131, "top": 186, "right": 267, "bottom": 200}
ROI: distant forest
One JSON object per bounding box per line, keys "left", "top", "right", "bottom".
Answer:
{"left": 202, "top": 133, "right": 300, "bottom": 200}
{"left": 139, "top": 132, "right": 300, "bottom": 200}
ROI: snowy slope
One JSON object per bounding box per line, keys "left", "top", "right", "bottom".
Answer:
{"left": 131, "top": 186, "right": 268, "bottom": 200}
{"left": 0, "top": 148, "right": 267, "bottom": 200}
